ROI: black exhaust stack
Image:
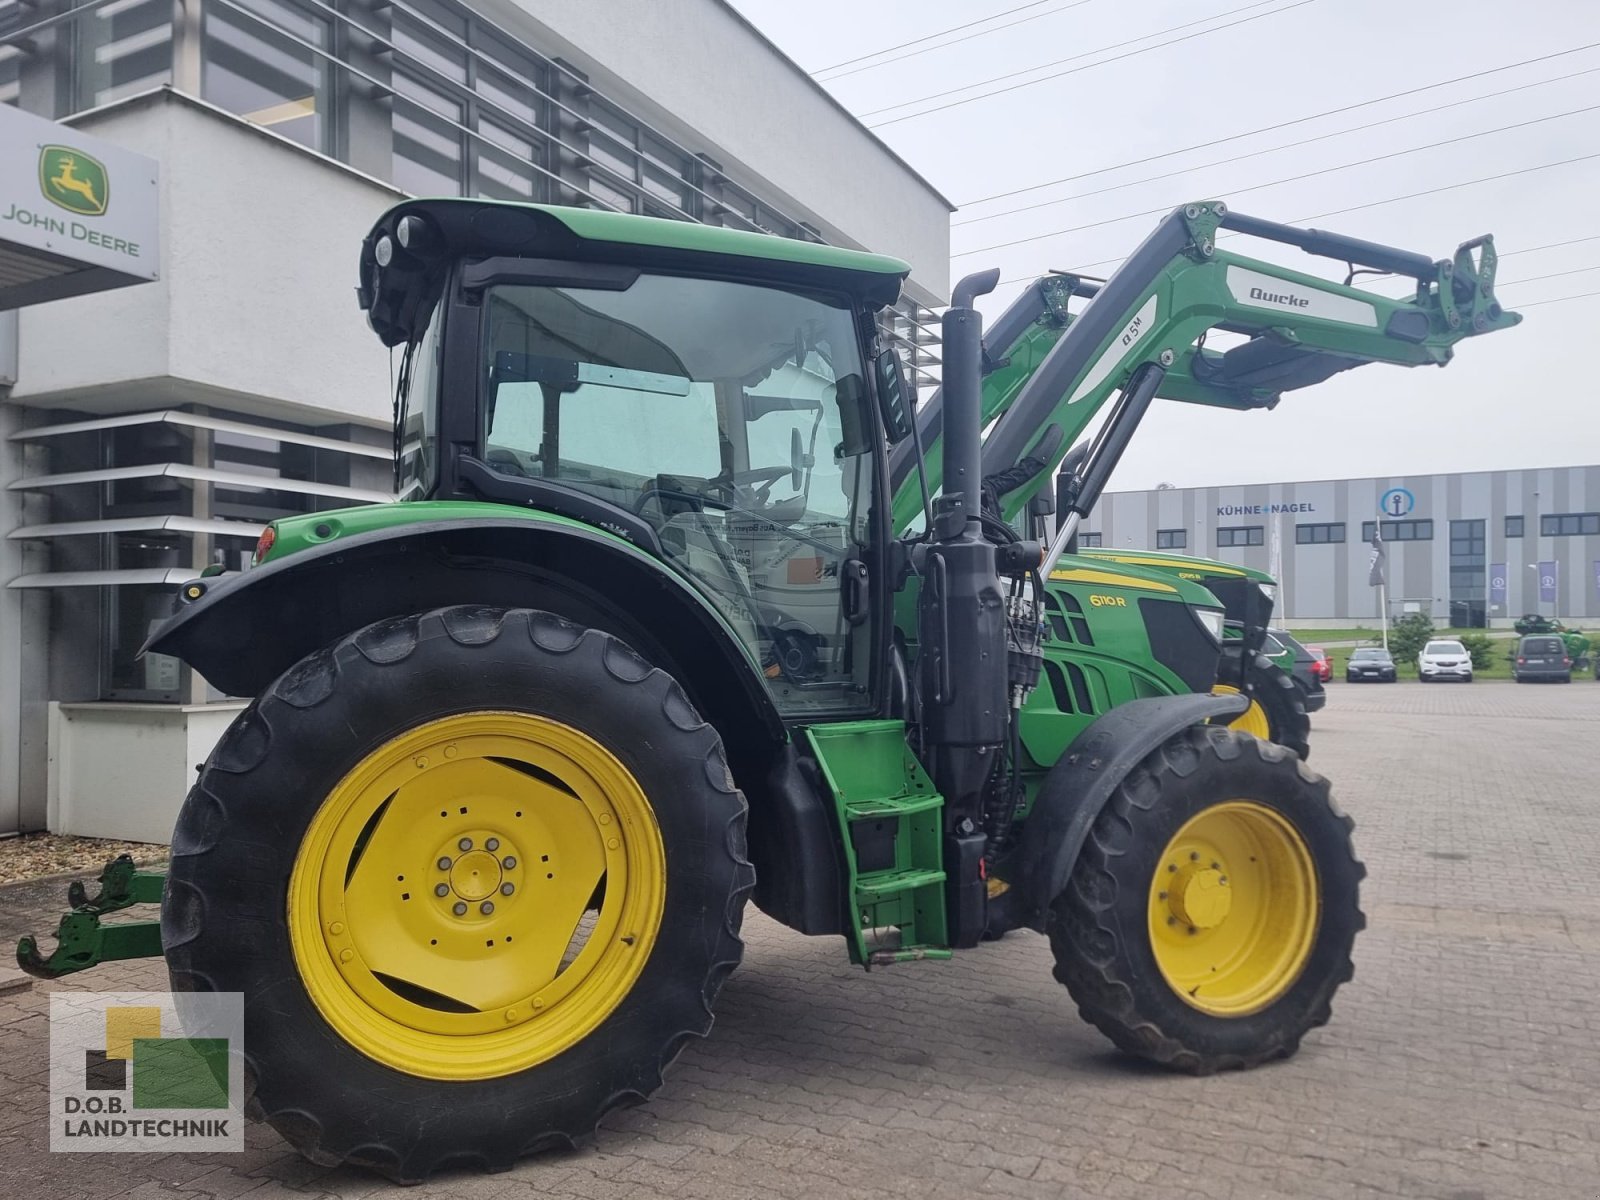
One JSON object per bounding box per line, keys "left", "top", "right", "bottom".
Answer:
{"left": 917, "top": 268, "right": 1006, "bottom": 948}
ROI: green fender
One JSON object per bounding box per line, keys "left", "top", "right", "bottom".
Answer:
{"left": 1012, "top": 691, "right": 1247, "bottom": 927}
{"left": 148, "top": 516, "right": 784, "bottom": 742}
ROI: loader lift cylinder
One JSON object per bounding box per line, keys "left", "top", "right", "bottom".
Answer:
{"left": 917, "top": 268, "right": 1008, "bottom": 947}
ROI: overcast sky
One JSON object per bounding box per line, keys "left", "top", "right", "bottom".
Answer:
{"left": 733, "top": 0, "right": 1599, "bottom": 491}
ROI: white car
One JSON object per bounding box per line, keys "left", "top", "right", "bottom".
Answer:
{"left": 1418, "top": 639, "right": 1473, "bottom": 682}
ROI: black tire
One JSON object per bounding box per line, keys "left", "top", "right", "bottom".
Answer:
{"left": 162, "top": 606, "right": 754, "bottom": 1181}
{"left": 1048, "top": 725, "right": 1365, "bottom": 1074}
{"left": 1216, "top": 651, "right": 1310, "bottom": 761}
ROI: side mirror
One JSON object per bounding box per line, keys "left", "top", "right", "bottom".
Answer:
{"left": 789, "top": 426, "right": 811, "bottom": 490}
{"left": 873, "top": 348, "right": 915, "bottom": 444}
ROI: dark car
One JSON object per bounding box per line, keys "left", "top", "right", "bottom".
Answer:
{"left": 1346, "top": 647, "right": 1397, "bottom": 682}
{"left": 1270, "top": 631, "right": 1327, "bottom": 713}
{"left": 1514, "top": 635, "right": 1572, "bottom": 683}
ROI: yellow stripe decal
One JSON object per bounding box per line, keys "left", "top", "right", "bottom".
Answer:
{"left": 1049, "top": 567, "right": 1179, "bottom": 593}
{"left": 1083, "top": 552, "right": 1248, "bottom": 577}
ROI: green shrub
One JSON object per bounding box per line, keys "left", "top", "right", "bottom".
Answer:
{"left": 1458, "top": 632, "right": 1496, "bottom": 670}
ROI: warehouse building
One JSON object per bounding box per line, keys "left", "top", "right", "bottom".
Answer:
{"left": 0, "top": 0, "right": 953, "bottom": 837}
{"left": 1081, "top": 465, "right": 1600, "bottom": 627}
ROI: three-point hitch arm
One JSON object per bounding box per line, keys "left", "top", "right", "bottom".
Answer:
{"left": 890, "top": 201, "right": 1520, "bottom": 554}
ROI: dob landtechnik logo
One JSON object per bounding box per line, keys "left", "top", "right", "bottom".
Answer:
{"left": 49, "top": 991, "right": 244, "bottom": 1153}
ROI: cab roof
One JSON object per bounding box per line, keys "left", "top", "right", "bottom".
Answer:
{"left": 359, "top": 198, "right": 912, "bottom": 347}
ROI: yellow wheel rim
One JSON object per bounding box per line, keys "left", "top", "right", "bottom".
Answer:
{"left": 1147, "top": 801, "right": 1318, "bottom": 1016}
{"left": 1212, "top": 684, "right": 1271, "bottom": 740}
{"left": 287, "top": 711, "right": 666, "bottom": 1080}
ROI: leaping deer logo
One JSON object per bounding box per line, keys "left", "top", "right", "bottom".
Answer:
{"left": 51, "top": 157, "right": 99, "bottom": 209}
{"left": 38, "top": 146, "right": 109, "bottom": 216}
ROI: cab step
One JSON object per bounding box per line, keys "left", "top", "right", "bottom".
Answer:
{"left": 803, "top": 720, "right": 949, "bottom": 967}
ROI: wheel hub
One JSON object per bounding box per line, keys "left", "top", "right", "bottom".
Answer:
{"left": 1168, "top": 865, "right": 1230, "bottom": 929}
{"left": 448, "top": 850, "right": 502, "bottom": 902}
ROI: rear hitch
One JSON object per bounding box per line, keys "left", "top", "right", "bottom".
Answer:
{"left": 15, "top": 854, "right": 165, "bottom": 980}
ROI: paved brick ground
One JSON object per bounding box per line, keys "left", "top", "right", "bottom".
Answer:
{"left": 4, "top": 679, "right": 1599, "bottom": 1199}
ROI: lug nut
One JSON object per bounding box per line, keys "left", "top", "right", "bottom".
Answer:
{"left": 480, "top": 901, "right": 495, "bottom": 915}
{"left": 459, "top": 837, "right": 473, "bottom": 851}
{"left": 501, "top": 883, "right": 514, "bottom": 896}
{"left": 434, "top": 884, "right": 449, "bottom": 897}
{"left": 1190, "top": 852, "right": 1200, "bottom": 862}
{"left": 486, "top": 837, "right": 500, "bottom": 851}
{"left": 502, "top": 856, "right": 517, "bottom": 869}
{"left": 453, "top": 902, "right": 468, "bottom": 916}
{"left": 437, "top": 856, "right": 452, "bottom": 870}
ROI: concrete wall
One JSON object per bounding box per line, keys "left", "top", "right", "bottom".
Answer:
{"left": 47, "top": 701, "right": 245, "bottom": 843}
{"left": 11, "top": 91, "right": 402, "bottom": 428}
{"left": 480, "top": 0, "right": 952, "bottom": 304}
{"left": 1087, "top": 465, "right": 1600, "bottom": 623}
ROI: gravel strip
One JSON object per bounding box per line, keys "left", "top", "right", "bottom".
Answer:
{"left": 0, "top": 833, "right": 168, "bottom": 885}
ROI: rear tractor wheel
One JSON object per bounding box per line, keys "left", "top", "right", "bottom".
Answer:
{"left": 1049, "top": 725, "right": 1364, "bottom": 1073}
{"left": 162, "top": 607, "right": 753, "bottom": 1181}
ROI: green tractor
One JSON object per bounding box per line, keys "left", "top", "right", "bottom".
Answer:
{"left": 19, "top": 197, "right": 1515, "bottom": 1179}
{"left": 1075, "top": 547, "right": 1311, "bottom": 755}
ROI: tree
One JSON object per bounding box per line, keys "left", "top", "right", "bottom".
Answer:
{"left": 1379, "top": 612, "right": 1435, "bottom": 671}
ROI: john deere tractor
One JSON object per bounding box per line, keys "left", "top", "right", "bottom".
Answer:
{"left": 19, "top": 197, "right": 1515, "bottom": 1179}
{"left": 1075, "top": 546, "right": 1312, "bottom": 754}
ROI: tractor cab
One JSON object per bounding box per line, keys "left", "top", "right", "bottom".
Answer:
{"left": 360, "top": 199, "right": 914, "bottom": 716}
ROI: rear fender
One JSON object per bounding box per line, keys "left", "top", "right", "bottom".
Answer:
{"left": 148, "top": 518, "right": 784, "bottom": 747}
{"left": 1012, "top": 692, "right": 1247, "bottom": 928}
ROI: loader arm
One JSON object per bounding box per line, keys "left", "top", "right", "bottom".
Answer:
{"left": 891, "top": 200, "right": 1519, "bottom": 533}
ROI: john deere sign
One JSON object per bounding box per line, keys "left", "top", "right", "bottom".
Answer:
{"left": 1, "top": 105, "right": 158, "bottom": 309}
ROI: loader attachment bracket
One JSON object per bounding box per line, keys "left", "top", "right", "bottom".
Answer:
{"left": 15, "top": 854, "right": 165, "bottom": 979}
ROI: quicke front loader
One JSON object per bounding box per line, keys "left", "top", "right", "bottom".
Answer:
{"left": 19, "top": 197, "right": 1516, "bottom": 1179}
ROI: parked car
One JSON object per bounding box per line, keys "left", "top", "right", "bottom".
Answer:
{"left": 1418, "top": 639, "right": 1473, "bottom": 683}
{"left": 1260, "top": 631, "right": 1326, "bottom": 711}
{"left": 1346, "top": 647, "right": 1397, "bottom": 683}
{"left": 1513, "top": 635, "right": 1572, "bottom": 683}
{"left": 1305, "top": 645, "right": 1332, "bottom": 683}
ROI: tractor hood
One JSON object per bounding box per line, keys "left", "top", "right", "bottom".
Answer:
{"left": 358, "top": 198, "right": 912, "bottom": 347}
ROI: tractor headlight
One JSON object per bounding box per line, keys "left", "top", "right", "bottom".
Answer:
{"left": 374, "top": 234, "right": 394, "bottom": 267}
{"left": 1193, "top": 606, "right": 1226, "bottom": 644}
{"left": 1257, "top": 581, "right": 1277, "bottom": 604}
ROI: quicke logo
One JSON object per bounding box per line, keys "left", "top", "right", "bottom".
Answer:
{"left": 1248, "top": 285, "right": 1309, "bottom": 308}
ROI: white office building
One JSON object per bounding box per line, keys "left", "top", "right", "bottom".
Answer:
{"left": 0, "top": 0, "right": 953, "bottom": 837}
{"left": 1083, "top": 465, "right": 1600, "bottom": 628}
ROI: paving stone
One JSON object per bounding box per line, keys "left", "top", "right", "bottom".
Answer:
{"left": 2, "top": 681, "right": 1599, "bottom": 1198}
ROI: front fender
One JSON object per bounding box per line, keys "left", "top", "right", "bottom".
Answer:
{"left": 148, "top": 517, "right": 783, "bottom": 741}
{"left": 1013, "top": 691, "right": 1247, "bottom": 926}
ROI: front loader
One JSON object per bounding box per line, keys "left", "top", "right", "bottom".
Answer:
{"left": 18, "top": 197, "right": 1515, "bottom": 1180}
{"left": 887, "top": 211, "right": 1515, "bottom": 758}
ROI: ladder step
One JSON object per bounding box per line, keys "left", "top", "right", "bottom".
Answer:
{"left": 844, "top": 793, "right": 943, "bottom": 820}
{"left": 856, "top": 867, "right": 945, "bottom": 898}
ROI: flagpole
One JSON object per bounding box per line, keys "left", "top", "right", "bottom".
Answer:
{"left": 1380, "top": 581, "right": 1388, "bottom": 651}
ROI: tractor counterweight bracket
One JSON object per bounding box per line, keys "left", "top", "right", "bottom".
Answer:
{"left": 15, "top": 854, "right": 165, "bottom": 980}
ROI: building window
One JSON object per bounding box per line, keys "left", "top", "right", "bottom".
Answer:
{"left": 1078, "top": 532, "right": 1103, "bottom": 547}
{"left": 1155, "top": 529, "right": 1186, "bottom": 549}
{"left": 1505, "top": 515, "right": 1523, "bottom": 538}
{"left": 202, "top": 0, "right": 332, "bottom": 152}
{"left": 72, "top": 0, "right": 174, "bottom": 110}
{"left": 1361, "top": 519, "right": 1433, "bottom": 542}
{"left": 1540, "top": 512, "right": 1600, "bottom": 537}
{"left": 1295, "top": 522, "right": 1345, "bottom": 545}
{"left": 1218, "top": 526, "right": 1263, "bottom": 547}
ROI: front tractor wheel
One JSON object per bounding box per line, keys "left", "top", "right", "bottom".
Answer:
{"left": 1049, "top": 725, "right": 1363, "bottom": 1073}
{"left": 1212, "top": 653, "right": 1310, "bottom": 760}
{"left": 162, "top": 607, "right": 753, "bottom": 1181}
